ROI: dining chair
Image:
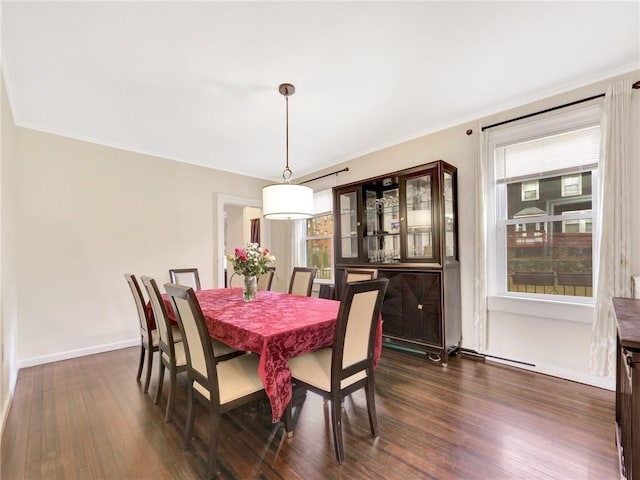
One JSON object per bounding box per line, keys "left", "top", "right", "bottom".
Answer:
{"left": 169, "top": 268, "right": 201, "bottom": 290}
{"left": 164, "top": 283, "right": 285, "bottom": 478}
{"left": 344, "top": 268, "right": 378, "bottom": 283}
{"left": 287, "top": 277, "right": 389, "bottom": 463}
{"left": 318, "top": 283, "right": 336, "bottom": 300}
{"left": 257, "top": 267, "right": 276, "bottom": 291}
{"left": 124, "top": 273, "right": 157, "bottom": 393}
{"left": 288, "top": 267, "right": 317, "bottom": 296}
{"left": 141, "top": 276, "right": 186, "bottom": 422}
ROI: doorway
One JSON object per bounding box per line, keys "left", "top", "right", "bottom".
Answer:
{"left": 216, "top": 194, "right": 267, "bottom": 288}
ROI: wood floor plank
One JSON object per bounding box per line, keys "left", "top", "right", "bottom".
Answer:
{"left": 2, "top": 346, "right": 619, "bottom": 479}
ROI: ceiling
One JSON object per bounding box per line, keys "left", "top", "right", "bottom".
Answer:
{"left": 1, "top": 1, "right": 638, "bottom": 182}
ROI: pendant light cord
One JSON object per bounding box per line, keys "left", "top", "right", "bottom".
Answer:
{"left": 283, "top": 93, "right": 292, "bottom": 182}
{"left": 279, "top": 83, "right": 295, "bottom": 183}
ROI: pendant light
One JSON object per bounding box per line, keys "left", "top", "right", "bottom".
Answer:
{"left": 262, "top": 83, "right": 313, "bottom": 220}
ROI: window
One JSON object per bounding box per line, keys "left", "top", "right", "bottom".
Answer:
{"left": 521, "top": 180, "right": 539, "bottom": 201}
{"left": 304, "top": 213, "right": 333, "bottom": 281}
{"left": 487, "top": 104, "right": 601, "bottom": 301}
{"left": 294, "top": 189, "right": 334, "bottom": 282}
{"left": 562, "top": 209, "right": 592, "bottom": 233}
{"left": 561, "top": 174, "right": 582, "bottom": 196}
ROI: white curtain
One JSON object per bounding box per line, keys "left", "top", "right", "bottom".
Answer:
{"left": 473, "top": 124, "right": 488, "bottom": 352}
{"left": 589, "top": 79, "right": 633, "bottom": 378}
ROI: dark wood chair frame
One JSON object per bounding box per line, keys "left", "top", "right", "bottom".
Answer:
{"left": 318, "top": 283, "right": 336, "bottom": 300}
{"left": 124, "top": 273, "right": 157, "bottom": 393}
{"left": 288, "top": 267, "right": 317, "bottom": 296}
{"left": 165, "top": 283, "right": 289, "bottom": 478}
{"left": 141, "top": 276, "right": 186, "bottom": 423}
{"left": 169, "top": 268, "right": 201, "bottom": 290}
{"left": 287, "top": 278, "right": 389, "bottom": 463}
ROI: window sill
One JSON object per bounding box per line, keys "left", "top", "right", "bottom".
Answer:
{"left": 487, "top": 294, "right": 594, "bottom": 324}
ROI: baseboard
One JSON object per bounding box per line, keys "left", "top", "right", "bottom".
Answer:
{"left": 0, "top": 371, "right": 17, "bottom": 446}
{"left": 486, "top": 356, "right": 615, "bottom": 391}
{"left": 17, "top": 338, "right": 139, "bottom": 369}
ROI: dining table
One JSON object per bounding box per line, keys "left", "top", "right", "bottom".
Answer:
{"left": 157, "top": 287, "right": 382, "bottom": 423}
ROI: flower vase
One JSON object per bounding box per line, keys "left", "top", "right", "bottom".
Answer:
{"left": 243, "top": 275, "right": 258, "bottom": 302}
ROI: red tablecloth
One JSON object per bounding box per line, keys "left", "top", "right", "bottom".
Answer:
{"left": 156, "top": 288, "right": 382, "bottom": 423}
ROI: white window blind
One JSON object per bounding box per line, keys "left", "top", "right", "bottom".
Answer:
{"left": 496, "top": 125, "right": 600, "bottom": 182}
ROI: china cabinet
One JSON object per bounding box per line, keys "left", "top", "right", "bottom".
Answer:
{"left": 333, "top": 160, "right": 461, "bottom": 364}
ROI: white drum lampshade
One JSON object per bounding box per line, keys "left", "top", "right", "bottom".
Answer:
{"left": 262, "top": 183, "right": 313, "bottom": 220}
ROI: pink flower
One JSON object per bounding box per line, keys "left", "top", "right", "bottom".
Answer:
{"left": 229, "top": 243, "right": 275, "bottom": 277}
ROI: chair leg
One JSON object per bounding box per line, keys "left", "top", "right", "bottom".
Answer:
{"left": 143, "top": 347, "right": 154, "bottom": 393}
{"left": 365, "top": 376, "right": 379, "bottom": 437}
{"left": 283, "top": 401, "right": 293, "bottom": 437}
{"left": 154, "top": 361, "right": 165, "bottom": 405}
{"left": 184, "top": 384, "right": 196, "bottom": 449}
{"left": 136, "top": 343, "right": 145, "bottom": 382}
{"left": 330, "top": 394, "right": 345, "bottom": 463}
{"left": 164, "top": 365, "right": 177, "bottom": 423}
{"left": 207, "top": 404, "right": 221, "bottom": 479}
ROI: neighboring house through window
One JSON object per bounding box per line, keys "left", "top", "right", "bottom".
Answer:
{"left": 487, "top": 104, "right": 601, "bottom": 300}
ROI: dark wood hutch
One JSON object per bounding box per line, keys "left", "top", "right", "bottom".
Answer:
{"left": 332, "top": 160, "right": 461, "bottom": 364}
{"left": 613, "top": 297, "right": 640, "bottom": 480}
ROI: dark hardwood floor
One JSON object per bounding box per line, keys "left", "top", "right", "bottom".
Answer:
{"left": 2, "top": 346, "right": 619, "bottom": 479}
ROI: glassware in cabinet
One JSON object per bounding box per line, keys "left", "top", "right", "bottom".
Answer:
{"left": 405, "top": 173, "right": 434, "bottom": 260}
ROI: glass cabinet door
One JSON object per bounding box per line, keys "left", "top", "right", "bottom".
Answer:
{"left": 364, "top": 185, "right": 400, "bottom": 263}
{"left": 443, "top": 170, "right": 457, "bottom": 259}
{"left": 404, "top": 173, "right": 434, "bottom": 260}
{"left": 364, "top": 189, "right": 379, "bottom": 262}
{"left": 337, "top": 189, "right": 360, "bottom": 260}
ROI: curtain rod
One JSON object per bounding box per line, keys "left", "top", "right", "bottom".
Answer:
{"left": 481, "top": 80, "right": 640, "bottom": 132}
{"left": 300, "top": 167, "right": 349, "bottom": 185}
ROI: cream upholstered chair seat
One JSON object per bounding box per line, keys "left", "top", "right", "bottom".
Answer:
{"left": 193, "top": 354, "right": 264, "bottom": 403}
{"left": 212, "top": 338, "right": 239, "bottom": 359}
{"left": 162, "top": 340, "right": 187, "bottom": 367}
{"left": 170, "top": 325, "right": 182, "bottom": 343}
{"left": 287, "top": 348, "right": 366, "bottom": 391}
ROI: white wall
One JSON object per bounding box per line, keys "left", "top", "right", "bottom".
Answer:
{"left": 1, "top": 70, "right": 19, "bottom": 433}
{"left": 15, "top": 127, "right": 268, "bottom": 367}
{"left": 300, "top": 70, "right": 640, "bottom": 387}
